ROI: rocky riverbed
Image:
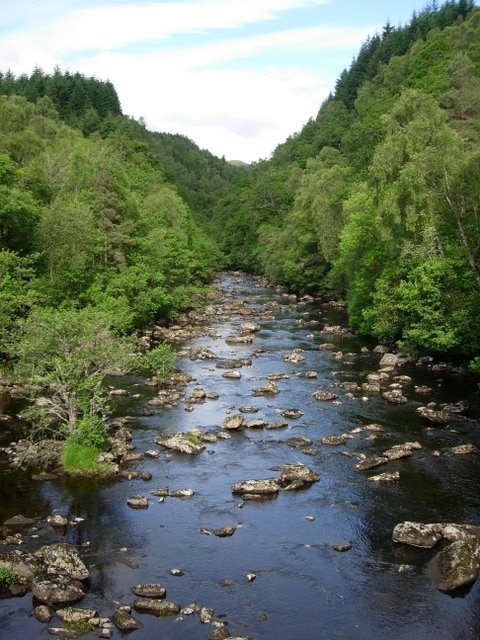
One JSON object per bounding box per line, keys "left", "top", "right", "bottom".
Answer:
{"left": 1, "top": 272, "right": 480, "bottom": 639}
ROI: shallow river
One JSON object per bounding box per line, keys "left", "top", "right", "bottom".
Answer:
{"left": 1, "top": 272, "right": 480, "bottom": 639}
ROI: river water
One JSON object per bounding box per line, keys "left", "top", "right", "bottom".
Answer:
{"left": 1, "top": 272, "right": 480, "bottom": 639}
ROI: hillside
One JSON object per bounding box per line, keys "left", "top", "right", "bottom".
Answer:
{"left": 209, "top": 0, "right": 480, "bottom": 363}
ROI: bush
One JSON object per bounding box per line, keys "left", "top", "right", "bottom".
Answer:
{"left": 0, "top": 567, "right": 18, "bottom": 589}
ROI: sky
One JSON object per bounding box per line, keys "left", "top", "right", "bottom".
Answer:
{"left": 1, "top": 0, "right": 432, "bottom": 163}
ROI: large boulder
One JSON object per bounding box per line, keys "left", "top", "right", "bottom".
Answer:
{"left": 34, "top": 543, "right": 89, "bottom": 580}
{"left": 32, "top": 575, "right": 86, "bottom": 605}
{"left": 429, "top": 537, "right": 480, "bottom": 592}
{"left": 278, "top": 463, "right": 319, "bottom": 490}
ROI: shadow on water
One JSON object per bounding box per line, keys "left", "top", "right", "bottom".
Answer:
{"left": 1, "top": 272, "right": 480, "bottom": 639}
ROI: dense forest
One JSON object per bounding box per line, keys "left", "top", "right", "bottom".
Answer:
{"left": 0, "top": 66, "right": 241, "bottom": 471}
{"left": 1, "top": 0, "right": 479, "bottom": 472}
{"left": 209, "top": 0, "right": 480, "bottom": 365}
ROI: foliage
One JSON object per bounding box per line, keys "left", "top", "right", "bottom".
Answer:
{"left": 140, "top": 343, "right": 177, "bottom": 379}
{"left": 0, "top": 567, "right": 18, "bottom": 589}
{"left": 0, "top": 250, "right": 39, "bottom": 353}
{"left": 10, "top": 306, "right": 136, "bottom": 436}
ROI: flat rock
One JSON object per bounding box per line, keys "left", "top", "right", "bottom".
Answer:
{"left": 154, "top": 433, "right": 205, "bottom": 454}
{"left": 222, "top": 370, "right": 242, "bottom": 379}
{"left": 131, "top": 583, "right": 166, "bottom": 598}
{"left": 321, "top": 435, "right": 348, "bottom": 446}
{"left": 133, "top": 598, "right": 181, "bottom": 617}
{"left": 3, "top": 514, "right": 35, "bottom": 528}
{"left": 225, "top": 335, "right": 253, "bottom": 345}
{"left": 32, "top": 575, "right": 86, "bottom": 605}
{"left": 392, "top": 521, "right": 443, "bottom": 548}
{"left": 451, "top": 444, "right": 477, "bottom": 455}
{"left": 417, "top": 406, "right": 451, "bottom": 424}
{"left": 56, "top": 607, "right": 97, "bottom": 624}
{"left": 127, "top": 496, "right": 148, "bottom": 509}
{"left": 281, "top": 408, "right": 304, "bottom": 419}
{"left": 369, "top": 471, "right": 400, "bottom": 483}
{"left": 355, "top": 456, "right": 388, "bottom": 471}
{"left": 313, "top": 389, "right": 338, "bottom": 401}
{"left": 232, "top": 478, "right": 280, "bottom": 495}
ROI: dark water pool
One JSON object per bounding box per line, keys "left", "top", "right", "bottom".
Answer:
{"left": 1, "top": 273, "right": 480, "bottom": 639}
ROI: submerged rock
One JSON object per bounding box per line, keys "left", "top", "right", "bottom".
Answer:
{"left": 131, "top": 583, "right": 166, "bottom": 598}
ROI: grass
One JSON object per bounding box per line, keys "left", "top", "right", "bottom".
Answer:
{"left": 62, "top": 441, "right": 111, "bottom": 477}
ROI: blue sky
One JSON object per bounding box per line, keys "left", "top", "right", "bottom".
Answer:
{"left": 1, "top": 0, "right": 434, "bottom": 162}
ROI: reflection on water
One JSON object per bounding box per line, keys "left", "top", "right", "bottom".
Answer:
{"left": 1, "top": 273, "right": 480, "bottom": 639}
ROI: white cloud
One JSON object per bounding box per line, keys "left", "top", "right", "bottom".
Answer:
{"left": 0, "top": 0, "right": 373, "bottom": 162}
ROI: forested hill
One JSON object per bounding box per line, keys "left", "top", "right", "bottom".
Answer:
{"left": 0, "top": 67, "right": 240, "bottom": 221}
{"left": 209, "top": 0, "right": 480, "bottom": 366}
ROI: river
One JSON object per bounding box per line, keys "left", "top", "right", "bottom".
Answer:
{"left": 1, "top": 272, "right": 480, "bottom": 639}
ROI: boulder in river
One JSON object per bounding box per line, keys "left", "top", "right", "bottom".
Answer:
{"left": 232, "top": 478, "right": 280, "bottom": 496}
{"left": 429, "top": 537, "right": 480, "bottom": 592}
{"left": 221, "top": 414, "right": 245, "bottom": 430}
{"left": 382, "top": 390, "right": 408, "bottom": 404}
{"left": 34, "top": 543, "right": 89, "bottom": 580}
{"left": 131, "top": 583, "right": 166, "bottom": 598}
{"left": 154, "top": 432, "right": 206, "bottom": 454}
{"left": 279, "top": 463, "right": 319, "bottom": 489}
{"left": 133, "top": 598, "right": 181, "bottom": 617}
{"left": 313, "top": 389, "right": 338, "bottom": 401}
{"left": 252, "top": 381, "right": 279, "bottom": 395}
{"left": 392, "top": 521, "right": 444, "bottom": 548}
{"left": 355, "top": 456, "right": 388, "bottom": 471}
{"left": 32, "top": 575, "right": 86, "bottom": 605}
{"left": 417, "top": 406, "right": 451, "bottom": 424}
{"left": 113, "top": 608, "right": 144, "bottom": 631}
